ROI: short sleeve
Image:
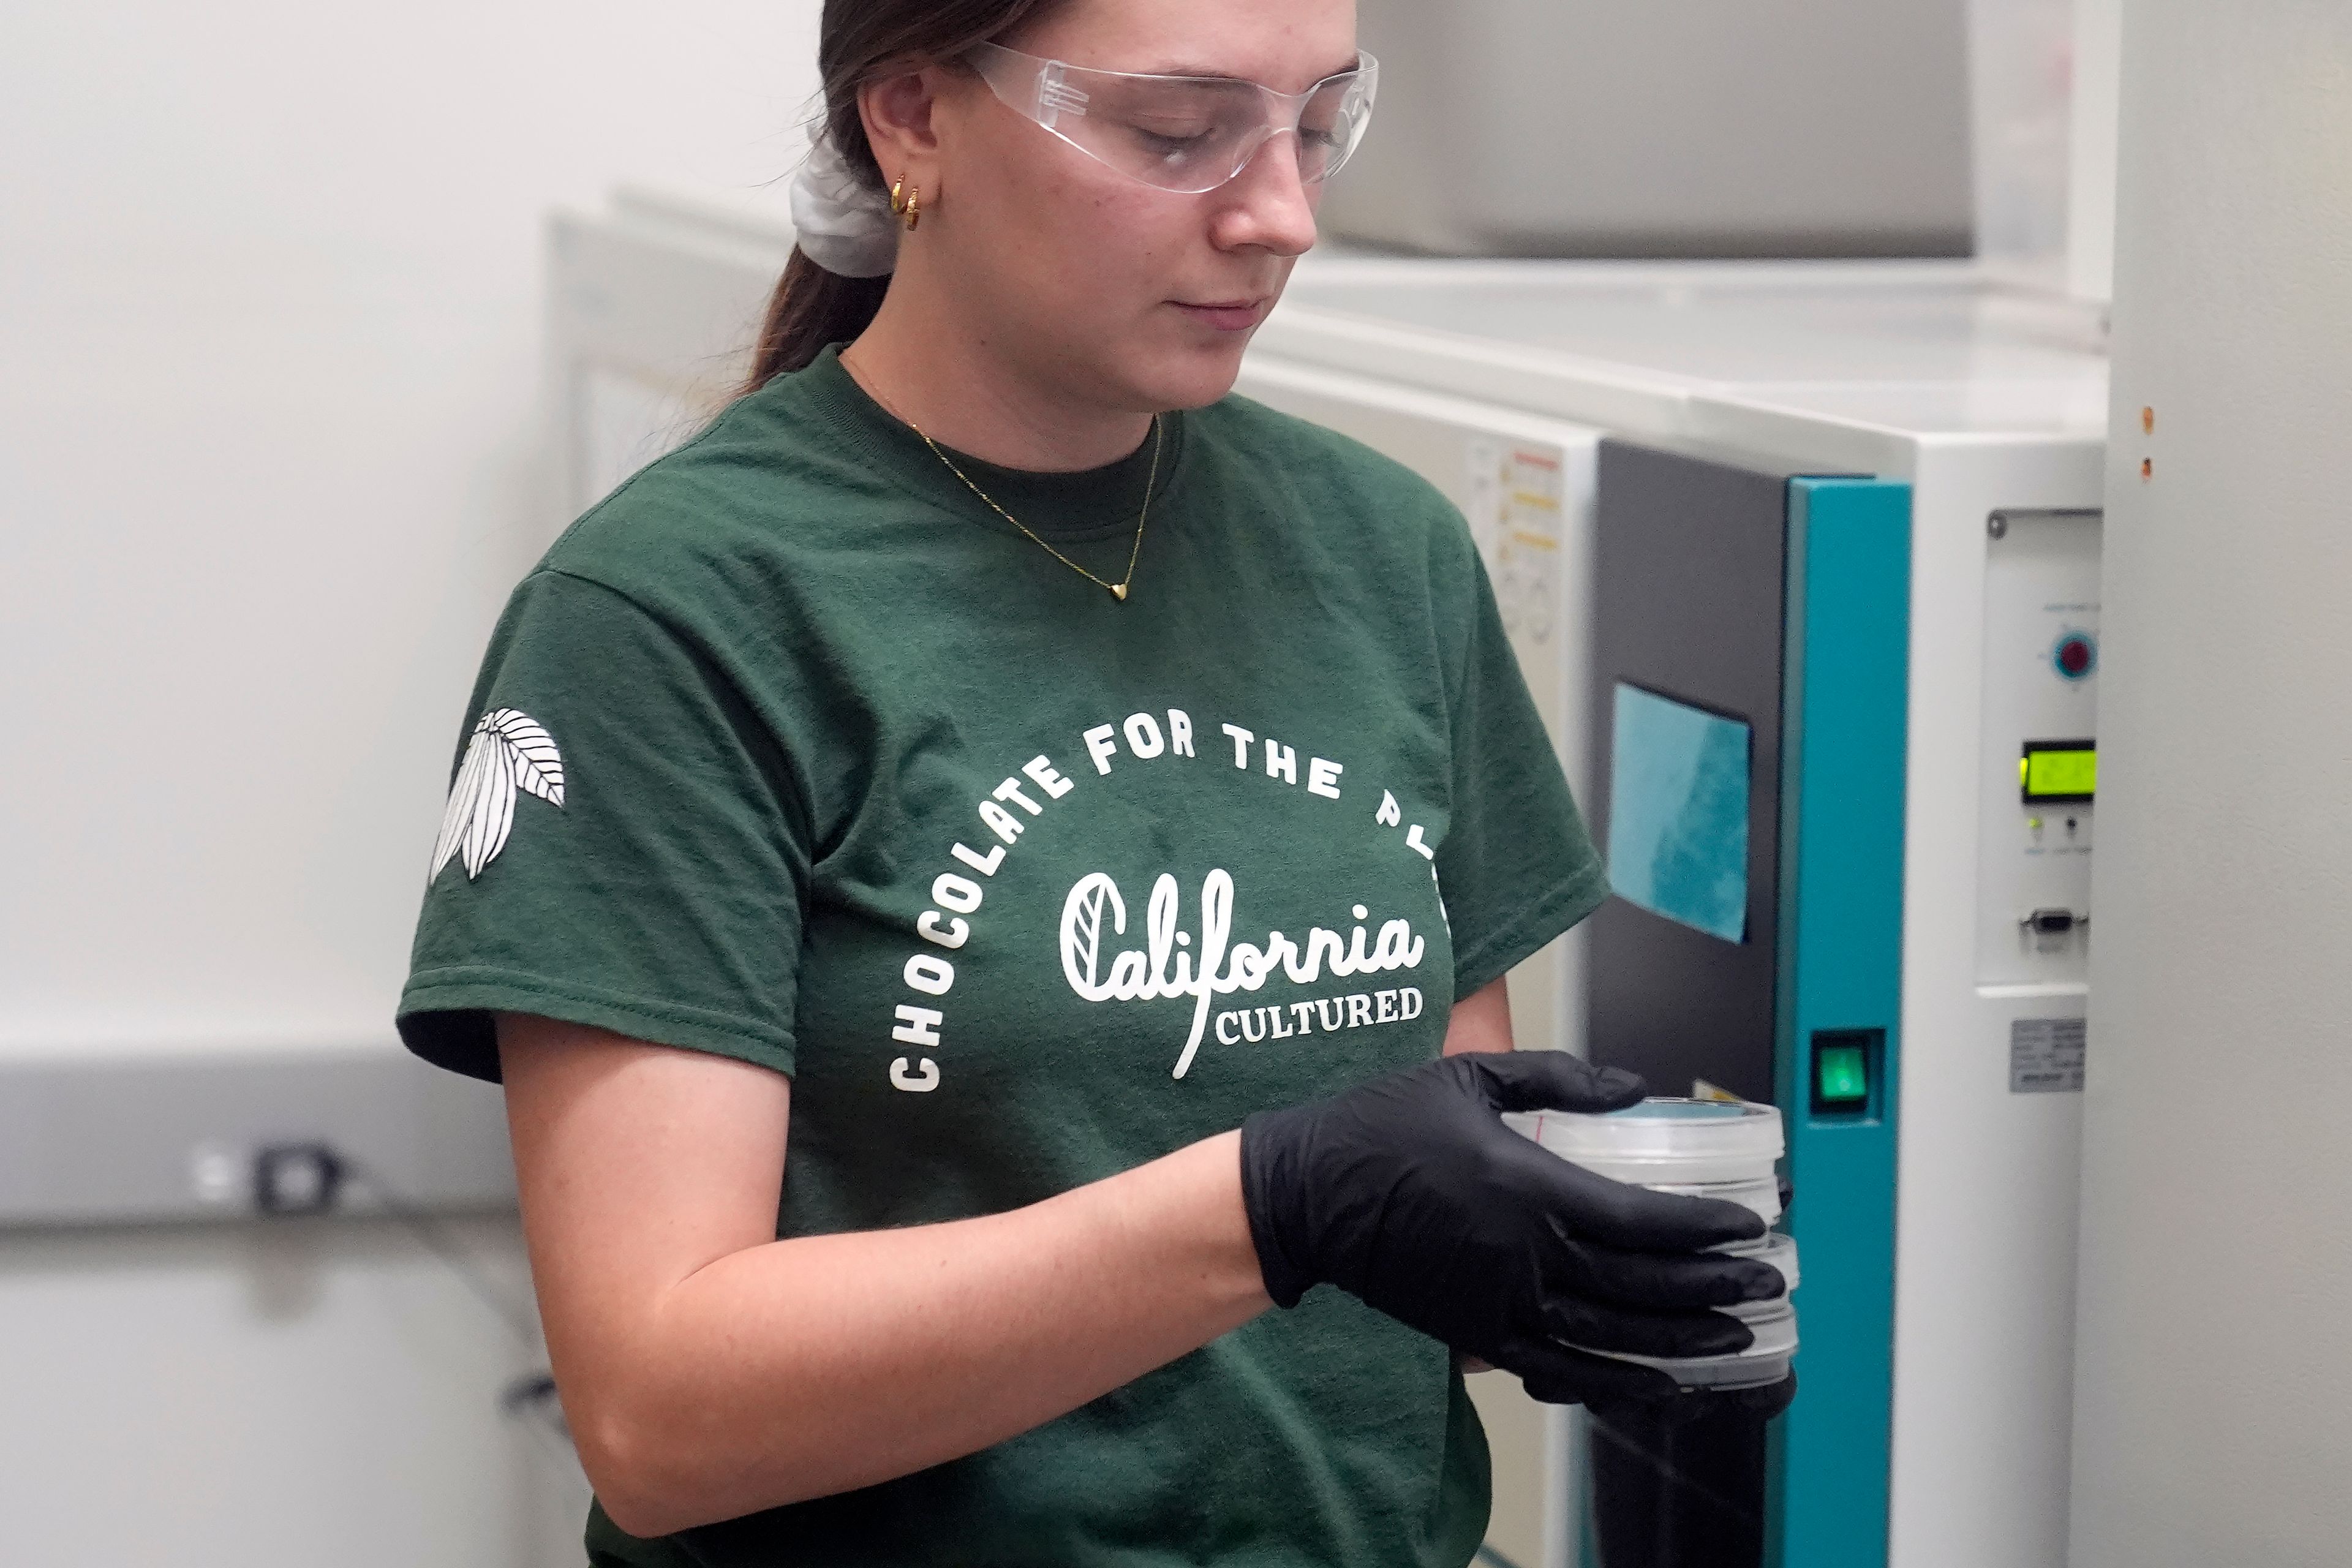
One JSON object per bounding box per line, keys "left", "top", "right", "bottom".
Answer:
{"left": 397, "top": 570, "right": 809, "bottom": 1083}
{"left": 1434, "top": 541, "right": 1609, "bottom": 1001}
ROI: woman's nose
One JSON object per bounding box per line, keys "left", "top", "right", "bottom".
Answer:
{"left": 1212, "top": 131, "right": 1320, "bottom": 256}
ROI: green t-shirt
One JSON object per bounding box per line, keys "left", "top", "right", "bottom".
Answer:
{"left": 398, "top": 345, "right": 1605, "bottom": 1568}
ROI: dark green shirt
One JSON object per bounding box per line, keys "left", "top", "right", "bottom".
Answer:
{"left": 399, "top": 345, "right": 1605, "bottom": 1567}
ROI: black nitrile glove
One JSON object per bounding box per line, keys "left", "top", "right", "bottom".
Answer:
{"left": 1240, "top": 1051, "right": 1787, "bottom": 1405}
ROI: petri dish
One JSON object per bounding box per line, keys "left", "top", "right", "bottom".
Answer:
{"left": 1718, "top": 1229, "right": 1800, "bottom": 1296}
{"left": 1599, "top": 1302, "right": 1800, "bottom": 1390}
{"left": 1502, "top": 1098, "right": 1782, "bottom": 1185}
{"left": 1645, "top": 1174, "right": 1782, "bottom": 1226}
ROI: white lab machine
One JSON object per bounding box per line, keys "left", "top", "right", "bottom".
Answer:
{"left": 1245, "top": 260, "right": 2107, "bottom": 1568}
{"left": 1319, "top": 0, "right": 1975, "bottom": 259}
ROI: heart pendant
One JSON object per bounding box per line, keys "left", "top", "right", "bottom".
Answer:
{"left": 1110, "top": 582, "right": 1129, "bottom": 601}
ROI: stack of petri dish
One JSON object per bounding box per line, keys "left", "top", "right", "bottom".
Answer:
{"left": 1502, "top": 1097, "right": 1797, "bottom": 1389}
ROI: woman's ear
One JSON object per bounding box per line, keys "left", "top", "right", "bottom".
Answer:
{"left": 858, "top": 66, "right": 950, "bottom": 199}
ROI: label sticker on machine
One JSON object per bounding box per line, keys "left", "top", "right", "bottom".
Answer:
{"left": 2010, "top": 1017, "right": 2086, "bottom": 1093}
{"left": 1489, "top": 444, "right": 1564, "bottom": 644}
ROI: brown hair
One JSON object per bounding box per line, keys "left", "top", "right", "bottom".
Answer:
{"left": 742, "top": 0, "right": 1066, "bottom": 393}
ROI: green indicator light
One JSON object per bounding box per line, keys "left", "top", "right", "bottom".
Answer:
{"left": 1817, "top": 1044, "right": 1869, "bottom": 1104}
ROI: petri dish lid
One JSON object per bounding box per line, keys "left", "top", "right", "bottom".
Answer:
{"left": 1726, "top": 1294, "right": 1791, "bottom": 1323}
{"left": 1502, "top": 1098, "right": 1783, "bottom": 1185}
{"left": 1581, "top": 1305, "right": 1800, "bottom": 1390}
{"left": 1644, "top": 1174, "right": 1782, "bottom": 1226}
{"left": 1717, "top": 1230, "right": 1800, "bottom": 1295}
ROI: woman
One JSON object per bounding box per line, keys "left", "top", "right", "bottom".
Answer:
{"left": 398, "top": 1, "right": 1786, "bottom": 1562}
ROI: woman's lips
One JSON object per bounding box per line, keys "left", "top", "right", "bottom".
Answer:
{"left": 1172, "top": 299, "right": 1267, "bottom": 331}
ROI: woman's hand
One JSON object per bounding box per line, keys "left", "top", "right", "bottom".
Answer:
{"left": 1239, "top": 1051, "right": 1785, "bottom": 1404}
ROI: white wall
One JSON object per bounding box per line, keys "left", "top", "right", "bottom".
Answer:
{"left": 0, "top": 1216, "right": 588, "bottom": 1567}
{"left": 2, "top": 4, "right": 818, "bottom": 1560}
{"left": 2, "top": 1, "right": 817, "bottom": 1052}
{"left": 2070, "top": 2, "right": 2352, "bottom": 1563}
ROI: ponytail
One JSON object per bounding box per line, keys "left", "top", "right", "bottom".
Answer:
{"left": 736, "top": 0, "right": 1065, "bottom": 397}
{"left": 743, "top": 249, "right": 891, "bottom": 393}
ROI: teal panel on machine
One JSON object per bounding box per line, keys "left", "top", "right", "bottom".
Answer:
{"left": 1766, "top": 478, "right": 1909, "bottom": 1568}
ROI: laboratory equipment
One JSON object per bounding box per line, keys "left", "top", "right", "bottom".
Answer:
{"left": 1241, "top": 257, "right": 2106, "bottom": 1568}
{"left": 2070, "top": 1, "right": 2352, "bottom": 1558}
{"left": 1316, "top": 0, "right": 1973, "bottom": 258}
{"left": 1970, "top": 0, "right": 2078, "bottom": 284}
{"left": 1618, "top": 1305, "right": 1798, "bottom": 1390}
{"left": 1506, "top": 1098, "right": 1800, "bottom": 1392}
{"left": 1504, "top": 1097, "right": 1784, "bottom": 1185}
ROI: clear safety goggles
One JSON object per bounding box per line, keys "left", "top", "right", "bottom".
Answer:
{"left": 963, "top": 41, "right": 1379, "bottom": 195}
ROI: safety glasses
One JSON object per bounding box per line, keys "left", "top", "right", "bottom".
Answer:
{"left": 963, "top": 41, "right": 1379, "bottom": 196}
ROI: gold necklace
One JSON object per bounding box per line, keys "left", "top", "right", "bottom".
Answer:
{"left": 852, "top": 360, "right": 1163, "bottom": 601}
{"left": 911, "top": 415, "right": 1161, "bottom": 601}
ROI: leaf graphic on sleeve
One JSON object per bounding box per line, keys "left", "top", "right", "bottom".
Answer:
{"left": 429, "top": 726, "right": 491, "bottom": 883}
{"left": 487, "top": 708, "right": 565, "bottom": 806}
{"left": 464, "top": 733, "right": 518, "bottom": 878}
{"left": 428, "top": 709, "right": 567, "bottom": 885}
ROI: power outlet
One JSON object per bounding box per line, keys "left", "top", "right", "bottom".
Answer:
{"left": 252, "top": 1142, "right": 345, "bottom": 1215}
{"left": 188, "top": 1140, "right": 249, "bottom": 1208}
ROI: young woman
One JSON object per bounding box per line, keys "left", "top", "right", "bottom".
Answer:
{"left": 398, "top": 1, "right": 1787, "bottom": 1562}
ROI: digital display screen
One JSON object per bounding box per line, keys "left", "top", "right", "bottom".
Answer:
{"left": 2021, "top": 741, "right": 2097, "bottom": 804}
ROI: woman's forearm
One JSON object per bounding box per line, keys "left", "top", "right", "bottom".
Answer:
{"left": 585, "top": 1130, "right": 1268, "bottom": 1536}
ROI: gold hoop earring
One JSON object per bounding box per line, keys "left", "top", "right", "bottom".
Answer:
{"left": 889, "top": 177, "right": 922, "bottom": 229}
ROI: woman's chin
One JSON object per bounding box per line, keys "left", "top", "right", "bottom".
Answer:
{"left": 1142, "top": 341, "right": 1256, "bottom": 412}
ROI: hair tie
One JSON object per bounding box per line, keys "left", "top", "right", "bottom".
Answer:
{"left": 788, "top": 129, "right": 900, "bottom": 278}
